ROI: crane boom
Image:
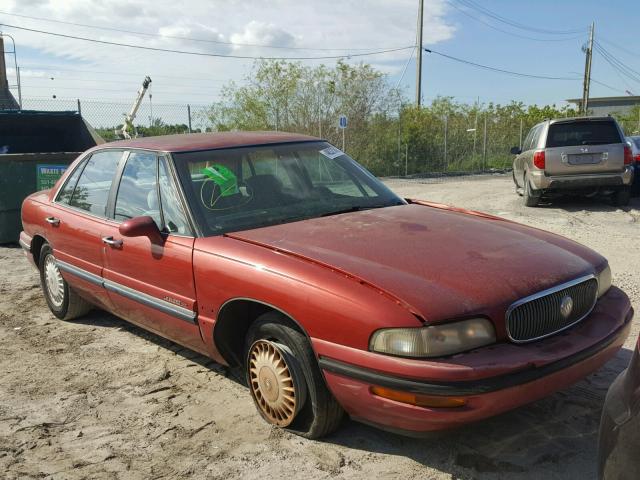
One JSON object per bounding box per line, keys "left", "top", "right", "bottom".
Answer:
{"left": 115, "top": 76, "right": 151, "bottom": 139}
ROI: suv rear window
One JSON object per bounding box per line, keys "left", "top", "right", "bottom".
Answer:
{"left": 546, "top": 120, "right": 622, "bottom": 148}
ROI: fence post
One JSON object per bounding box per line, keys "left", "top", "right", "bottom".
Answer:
{"left": 405, "top": 144, "right": 408, "bottom": 177}
{"left": 519, "top": 117, "right": 523, "bottom": 148}
{"left": 77, "top": 98, "right": 82, "bottom": 116}
{"left": 444, "top": 115, "right": 448, "bottom": 172}
{"left": 482, "top": 115, "right": 488, "bottom": 171}
{"left": 187, "top": 104, "right": 192, "bottom": 133}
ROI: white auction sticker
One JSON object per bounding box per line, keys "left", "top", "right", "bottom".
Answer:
{"left": 319, "top": 146, "right": 344, "bottom": 159}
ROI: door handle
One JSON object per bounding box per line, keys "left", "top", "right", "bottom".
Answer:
{"left": 45, "top": 216, "right": 60, "bottom": 226}
{"left": 102, "top": 236, "right": 123, "bottom": 247}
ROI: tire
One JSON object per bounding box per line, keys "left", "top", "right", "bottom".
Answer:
{"left": 39, "top": 243, "right": 92, "bottom": 320}
{"left": 512, "top": 171, "right": 523, "bottom": 196}
{"left": 523, "top": 173, "right": 541, "bottom": 207}
{"left": 612, "top": 188, "right": 631, "bottom": 207}
{"left": 245, "top": 312, "right": 344, "bottom": 439}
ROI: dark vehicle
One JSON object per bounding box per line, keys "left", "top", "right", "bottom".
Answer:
{"left": 511, "top": 117, "right": 634, "bottom": 207}
{"left": 598, "top": 334, "right": 640, "bottom": 480}
{"left": 625, "top": 136, "right": 640, "bottom": 196}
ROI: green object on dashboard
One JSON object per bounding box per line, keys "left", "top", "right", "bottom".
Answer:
{"left": 202, "top": 164, "right": 239, "bottom": 197}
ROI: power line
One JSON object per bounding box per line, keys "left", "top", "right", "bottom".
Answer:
{"left": 0, "top": 10, "right": 407, "bottom": 52}
{"left": 598, "top": 37, "right": 640, "bottom": 60}
{"left": 446, "top": 0, "right": 585, "bottom": 42}
{"left": 0, "top": 23, "right": 414, "bottom": 60}
{"left": 594, "top": 41, "right": 640, "bottom": 85}
{"left": 453, "top": 0, "right": 585, "bottom": 35}
{"left": 424, "top": 48, "right": 580, "bottom": 80}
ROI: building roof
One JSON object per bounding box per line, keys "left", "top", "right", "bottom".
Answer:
{"left": 104, "top": 131, "right": 321, "bottom": 152}
{"left": 566, "top": 96, "right": 640, "bottom": 104}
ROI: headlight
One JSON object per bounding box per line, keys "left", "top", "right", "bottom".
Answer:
{"left": 596, "top": 264, "right": 612, "bottom": 298}
{"left": 369, "top": 318, "right": 496, "bottom": 358}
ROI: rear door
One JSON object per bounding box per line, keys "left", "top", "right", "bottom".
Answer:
{"left": 101, "top": 150, "right": 205, "bottom": 353}
{"left": 515, "top": 124, "right": 541, "bottom": 179}
{"left": 47, "top": 149, "right": 125, "bottom": 310}
{"left": 544, "top": 119, "right": 625, "bottom": 175}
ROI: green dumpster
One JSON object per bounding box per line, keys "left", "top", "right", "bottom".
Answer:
{"left": 0, "top": 110, "right": 104, "bottom": 244}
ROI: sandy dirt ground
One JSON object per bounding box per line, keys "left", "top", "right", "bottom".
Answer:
{"left": 1, "top": 175, "right": 638, "bottom": 480}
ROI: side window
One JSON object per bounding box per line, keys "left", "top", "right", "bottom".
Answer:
{"left": 300, "top": 149, "right": 374, "bottom": 197}
{"left": 158, "top": 159, "right": 191, "bottom": 235}
{"left": 522, "top": 129, "right": 534, "bottom": 151}
{"left": 530, "top": 125, "right": 543, "bottom": 150}
{"left": 69, "top": 150, "right": 122, "bottom": 216}
{"left": 114, "top": 151, "right": 160, "bottom": 224}
{"left": 56, "top": 159, "right": 86, "bottom": 204}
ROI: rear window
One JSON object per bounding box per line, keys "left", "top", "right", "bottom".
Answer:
{"left": 546, "top": 121, "right": 622, "bottom": 148}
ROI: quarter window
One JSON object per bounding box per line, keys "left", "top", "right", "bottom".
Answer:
{"left": 68, "top": 150, "right": 122, "bottom": 216}
{"left": 56, "top": 159, "right": 85, "bottom": 205}
{"left": 158, "top": 158, "right": 191, "bottom": 235}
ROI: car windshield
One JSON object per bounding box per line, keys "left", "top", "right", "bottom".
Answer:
{"left": 546, "top": 120, "right": 622, "bottom": 147}
{"left": 172, "top": 141, "right": 404, "bottom": 236}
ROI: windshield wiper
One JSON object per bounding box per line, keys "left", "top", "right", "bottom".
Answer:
{"left": 320, "top": 204, "right": 392, "bottom": 217}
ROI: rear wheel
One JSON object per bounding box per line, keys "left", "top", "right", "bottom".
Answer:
{"left": 612, "top": 188, "right": 631, "bottom": 207}
{"left": 39, "top": 244, "right": 92, "bottom": 320}
{"left": 523, "top": 173, "right": 541, "bottom": 207}
{"left": 245, "top": 312, "right": 344, "bottom": 438}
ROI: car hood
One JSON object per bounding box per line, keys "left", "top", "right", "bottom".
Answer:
{"left": 226, "top": 203, "right": 604, "bottom": 325}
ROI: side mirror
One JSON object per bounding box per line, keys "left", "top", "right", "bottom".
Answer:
{"left": 510, "top": 146, "right": 522, "bottom": 155}
{"left": 119, "top": 216, "right": 163, "bottom": 243}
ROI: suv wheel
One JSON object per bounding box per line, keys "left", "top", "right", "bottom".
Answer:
{"left": 513, "top": 171, "right": 523, "bottom": 196}
{"left": 612, "top": 188, "right": 631, "bottom": 207}
{"left": 523, "top": 173, "right": 541, "bottom": 207}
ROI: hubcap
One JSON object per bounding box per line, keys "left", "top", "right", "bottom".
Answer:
{"left": 248, "top": 340, "right": 300, "bottom": 427}
{"left": 44, "top": 254, "right": 64, "bottom": 308}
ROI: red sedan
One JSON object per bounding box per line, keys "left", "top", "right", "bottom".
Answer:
{"left": 20, "top": 132, "right": 633, "bottom": 438}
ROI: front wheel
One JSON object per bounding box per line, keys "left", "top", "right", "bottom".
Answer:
{"left": 245, "top": 312, "right": 344, "bottom": 438}
{"left": 39, "top": 244, "right": 92, "bottom": 320}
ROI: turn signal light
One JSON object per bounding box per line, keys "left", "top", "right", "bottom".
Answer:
{"left": 370, "top": 386, "right": 468, "bottom": 408}
{"left": 533, "top": 150, "right": 546, "bottom": 169}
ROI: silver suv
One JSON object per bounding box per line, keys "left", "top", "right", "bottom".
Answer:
{"left": 511, "top": 116, "right": 634, "bottom": 207}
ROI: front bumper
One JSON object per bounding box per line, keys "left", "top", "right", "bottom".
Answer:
{"left": 529, "top": 167, "right": 634, "bottom": 191}
{"left": 314, "top": 287, "right": 633, "bottom": 435}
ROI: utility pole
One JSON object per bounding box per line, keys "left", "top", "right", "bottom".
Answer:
{"left": 581, "top": 22, "right": 595, "bottom": 115}
{"left": 415, "top": 0, "right": 424, "bottom": 106}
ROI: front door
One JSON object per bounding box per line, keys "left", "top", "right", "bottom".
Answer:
{"left": 101, "top": 151, "right": 204, "bottom": 353}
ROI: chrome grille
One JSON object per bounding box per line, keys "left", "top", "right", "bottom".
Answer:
{"left": 506, "top": 276, "right": 598, "bottom": 343}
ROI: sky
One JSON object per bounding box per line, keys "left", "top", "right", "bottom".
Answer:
{"left": 1, "top": 0, "right": 639, "bottom": 112}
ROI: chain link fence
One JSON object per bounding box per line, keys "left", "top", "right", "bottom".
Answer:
{"left": 17, "top": 96, "right": 586, "bottom": 179}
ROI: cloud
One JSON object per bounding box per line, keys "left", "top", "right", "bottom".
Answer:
{"left": 1, "top": 0, "right": 455, "bottom": 104}
{"left": 230, "top": 21, "right": 296, "bottom": 49}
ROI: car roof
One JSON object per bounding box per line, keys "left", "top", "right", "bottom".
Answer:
{"left": 548, "top": 116, "right": 617, "bottom": 125}
{"left": 100, "top": 131, "right": 321, "bottom": 153}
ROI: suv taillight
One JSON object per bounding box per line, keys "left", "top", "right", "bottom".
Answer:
{"left": 624, "top": 145, "right": 633, "bottom": 165}
{"left": 635, "top": 154, "right": 640, "bottom": 164}
{"left": 533, "top": 150, "right": 545, "bottom": 169}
